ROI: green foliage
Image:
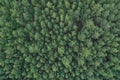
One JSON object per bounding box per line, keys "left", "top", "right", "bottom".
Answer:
{"left": 58, "top": 46, "right": 65, "bottom": 56}
{"left": 0, "top": 0, "right": 120, "bottom": 80}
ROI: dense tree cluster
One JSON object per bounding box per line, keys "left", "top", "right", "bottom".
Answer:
{"left": 0, "top": 0, "right": 120, "bottom": 80}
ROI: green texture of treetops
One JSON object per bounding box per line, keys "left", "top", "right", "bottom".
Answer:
{"left": 0, "top": 0, "right": 120, "bottom": 80}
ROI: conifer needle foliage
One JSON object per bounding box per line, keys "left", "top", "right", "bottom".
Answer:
{"left": 0, "top": 0, "right": 120, "bottom": 80}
